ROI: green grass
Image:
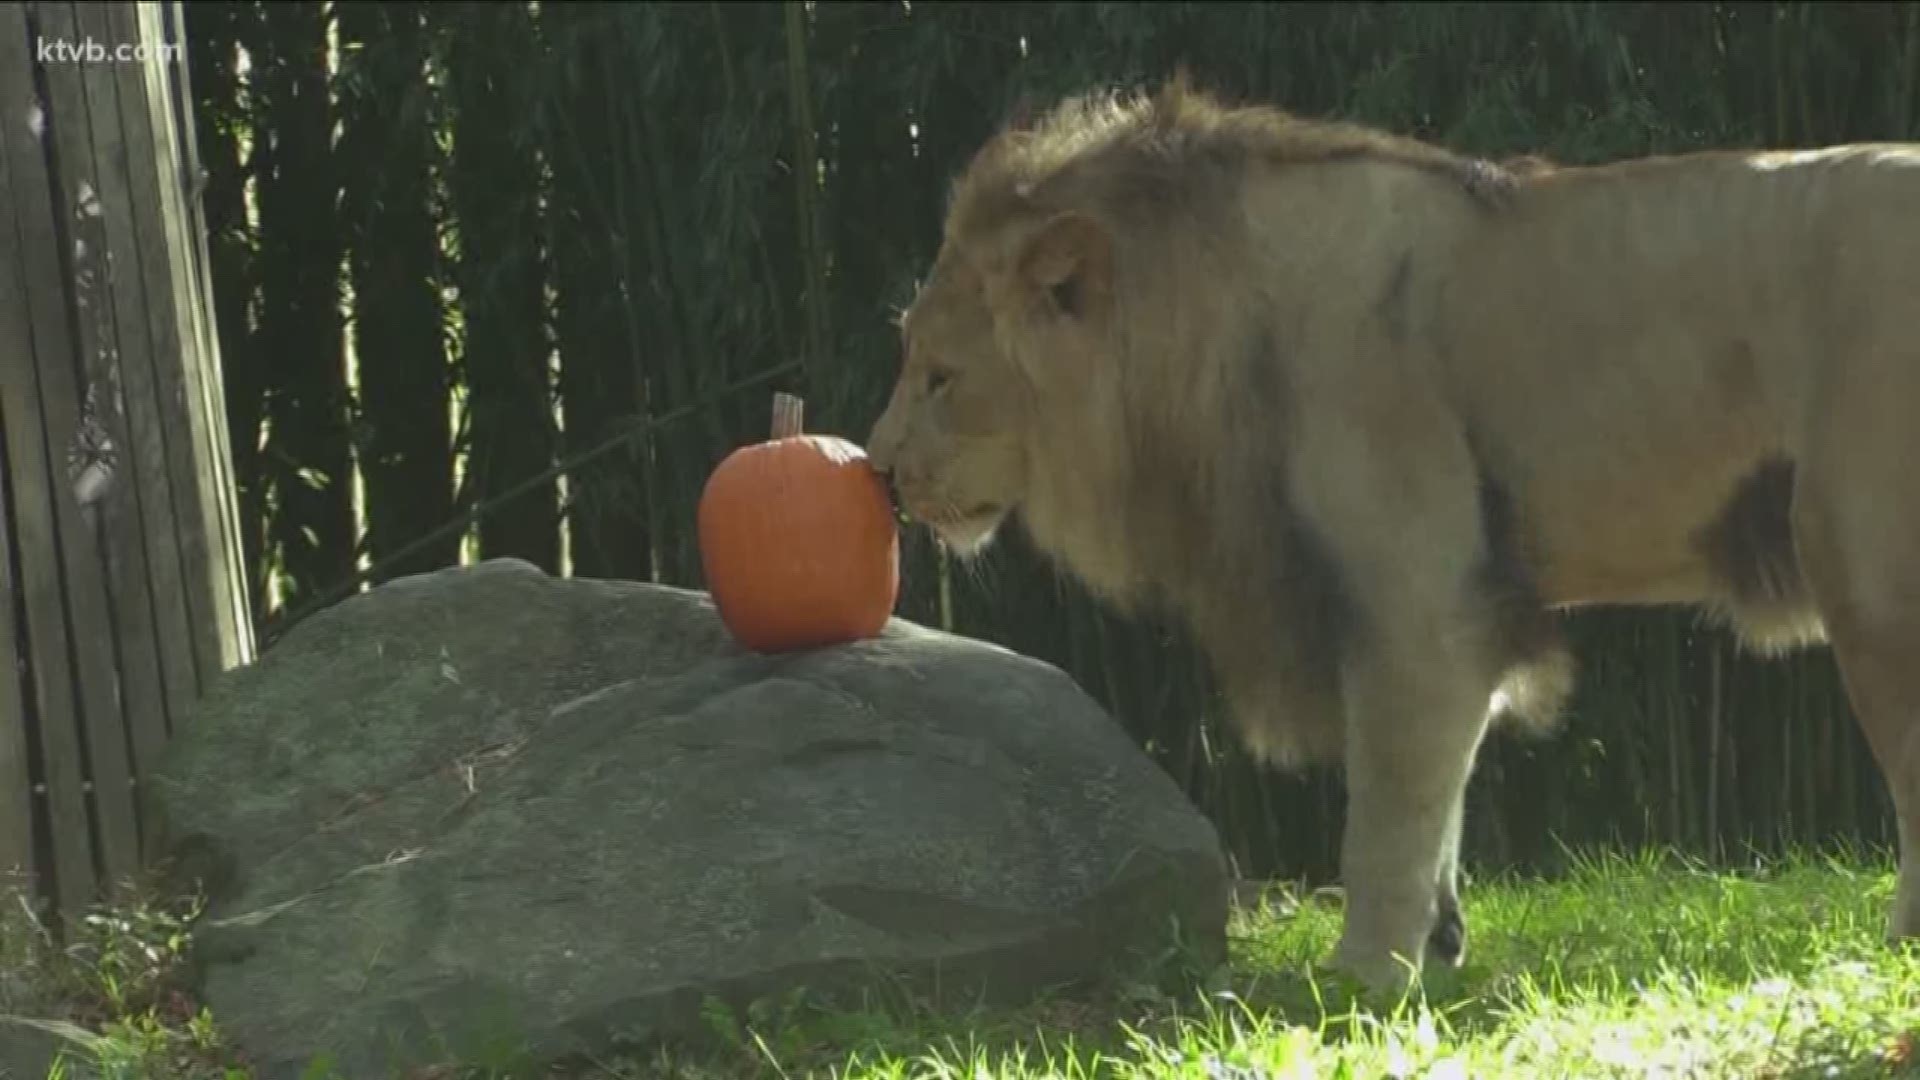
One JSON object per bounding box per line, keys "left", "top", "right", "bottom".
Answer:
{"left": 4, "top": 847, "right": 1917, "bottom": 1079}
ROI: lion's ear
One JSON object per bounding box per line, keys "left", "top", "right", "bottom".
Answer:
{"left": 1015, "top": 212, "right": 1112, "bottom": 322}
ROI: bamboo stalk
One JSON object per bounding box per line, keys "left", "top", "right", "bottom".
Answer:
{"left": 784, "top": 0, "right": 828, "bottom": 394}
{"left": 936, "top": 543, "right": 954, "bottom": 632}
{"left": 1663, "top": 624, "right": 1685, "bottom": 849}
{"left": 1901, "top": 4, "right": 1920, "bottom": 137}
{"left": 708, "top": 3, "right": 794, "bottom": 357}
{"left": 1705, "top": 639, "right": 1723, "bottom": 859}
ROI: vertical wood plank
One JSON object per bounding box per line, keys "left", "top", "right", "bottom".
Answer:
{"left": 0, "top": 7, "right": 35, "bottom": 891}
{"left": 67, "top": 1, "right": 187, "bottom": 834}
{"left": 0, "top": 0, "right": 99, "bottom": 912}
{"left": 101, "top": 0, "right": 208, "bottom": 710}
{"left": 10, "top": 0, "right": 142, "bottom": 893}
{"left": 0, "top": 226, "right": 39, "bottom": 893}
{"left": 136, "top": 0, "right": 253, "bottom": 683}
{"left": 98, "top": 2, "right": 204, "bottom": 734}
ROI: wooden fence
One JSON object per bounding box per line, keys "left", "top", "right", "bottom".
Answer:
{"left": 0, "top": 0, "right": 252, "bottom": 920}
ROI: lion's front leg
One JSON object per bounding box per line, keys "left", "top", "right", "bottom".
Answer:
{"left": 1280, "top": 350, "right": 1513, "bottom": 996}
{"left": 1333, "top": 619, "right": 1495, "bottom": 995}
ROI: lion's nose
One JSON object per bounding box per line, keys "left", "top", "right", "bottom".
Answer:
{"left": 862, "top": 437, "right": 902, "bottom": 493}
{"left": 865, "top": 407, "right": 903, "bottom": 477}
{"left": 866, "top": 437, "right": 896, "bottom": 479}
{"left": 868, "top": 458, "right": 900, "bottom": 508}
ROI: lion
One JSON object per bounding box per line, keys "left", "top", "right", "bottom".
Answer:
{"left": 863, "top": 73, "right": 1920, "bottom": 996}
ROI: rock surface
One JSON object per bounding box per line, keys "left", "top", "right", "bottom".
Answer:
{"left": 150, "top": 559, "right": 1229, "bottom": 1079}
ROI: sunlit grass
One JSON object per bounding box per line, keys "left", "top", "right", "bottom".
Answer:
{"left": 3, "top": 846, "right": 1916, "bottom": 1078}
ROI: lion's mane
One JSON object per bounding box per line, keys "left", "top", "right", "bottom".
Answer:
{"left": 924, "top": 76, "right": 1573, "bottom": 765}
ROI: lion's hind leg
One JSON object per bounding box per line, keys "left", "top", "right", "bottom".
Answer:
{"left": 1789, "top": 361, "right": 1920, "bottom": 944}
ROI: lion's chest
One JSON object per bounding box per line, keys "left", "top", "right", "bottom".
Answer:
{"left": 1024, "top": 505, "right": 1139, "bottom": 601}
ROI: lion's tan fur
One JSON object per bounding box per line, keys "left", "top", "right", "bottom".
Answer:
{"left": 867, "top": 75, "right": 1920, "bottom": 989}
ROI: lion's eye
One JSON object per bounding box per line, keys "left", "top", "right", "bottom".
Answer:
{"left": 927, "top": 370, "right": 953, "bottom": 395}
{"left": 1050, "top": 278, "right": 1081, "bottom": 319}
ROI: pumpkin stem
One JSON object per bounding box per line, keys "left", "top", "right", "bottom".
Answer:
{"left": 771, "top": 392, "right": 805, "bottom": 439}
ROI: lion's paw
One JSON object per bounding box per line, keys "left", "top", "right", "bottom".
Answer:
{"left": 1330, "top": 936, "right": 1425, "bottom": 1002}
{"left": 1426, "top": 897, "right": 1468, "bottom": 967}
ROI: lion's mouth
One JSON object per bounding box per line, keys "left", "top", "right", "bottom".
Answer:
{"left": 940, "top": 503, "right": 1003, "bottom": 528}
{"left": 900, "top": 499, "right": 1006, "bottom": 551}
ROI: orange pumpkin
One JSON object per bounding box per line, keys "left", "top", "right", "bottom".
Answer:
{"left": 697, "top": 392, "right": 901, "bottom": 653}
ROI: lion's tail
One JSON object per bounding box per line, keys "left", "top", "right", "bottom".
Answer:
{"left": 1490, "top": 645, "right": 1577, "bottom": 735}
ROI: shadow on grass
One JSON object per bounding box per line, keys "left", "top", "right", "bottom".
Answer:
{"left": 580, "top": 844, "right": 1915, "bottom": 1079}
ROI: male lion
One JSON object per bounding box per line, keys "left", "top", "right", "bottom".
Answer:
{"left": 864, "top": 74, "right": 1920, "bottom": 995}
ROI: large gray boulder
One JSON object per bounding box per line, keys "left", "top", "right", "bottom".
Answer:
{"left": 149, "top": 559, "right": 1229, "bottom": 1079}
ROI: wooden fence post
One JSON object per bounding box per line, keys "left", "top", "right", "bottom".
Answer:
{"left": 0, "top": 0, "right": 254, "bottom": 919}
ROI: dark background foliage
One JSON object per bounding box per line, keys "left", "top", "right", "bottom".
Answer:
{"left": 183, "top": 0, "right": 1920, "bottom": 884}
